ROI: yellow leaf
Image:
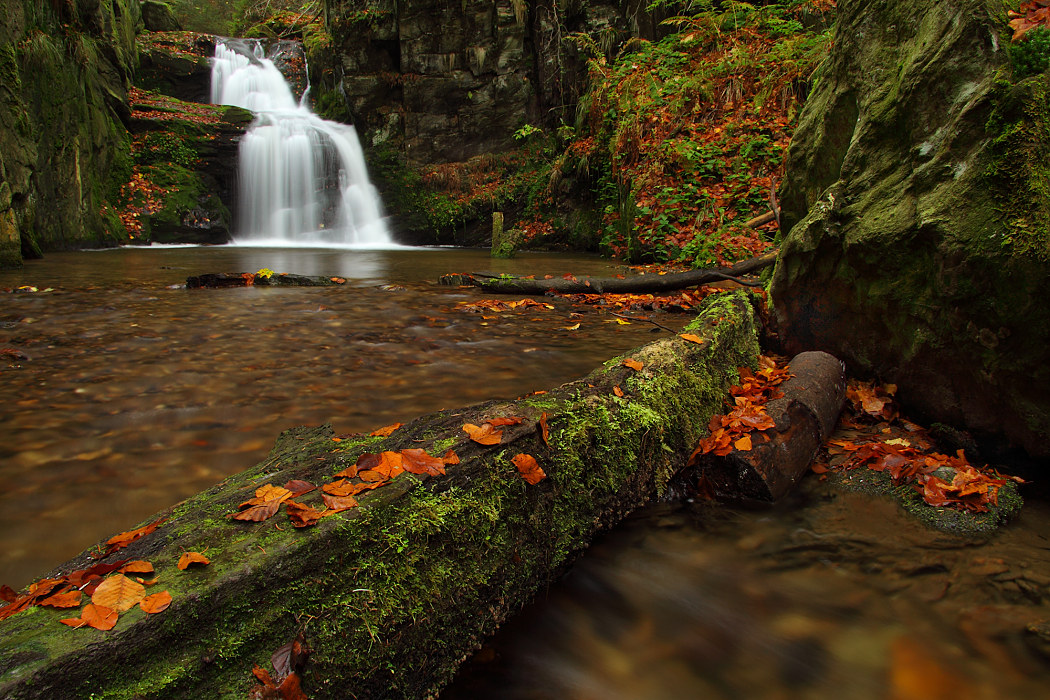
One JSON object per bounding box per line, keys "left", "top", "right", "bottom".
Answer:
{"left": 734, "top": 434, "right": 753, "bottom": 451}
{"left": 91, "top": 574, "right": 145, "bottom": 613}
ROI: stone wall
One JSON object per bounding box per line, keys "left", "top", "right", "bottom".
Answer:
{"left": 320, "top": 0, "right": 676, "bottom": 165}
{"left": 0, "top": 0, "right": 142, "bottom": 267}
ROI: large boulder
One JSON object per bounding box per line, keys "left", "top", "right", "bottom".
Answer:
{"left": 770, "top": 0, "right": 1050, "bottom": 457}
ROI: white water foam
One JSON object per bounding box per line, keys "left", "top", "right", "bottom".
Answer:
{"left": 211, "top": 40, "right": 395, "bottom": 247}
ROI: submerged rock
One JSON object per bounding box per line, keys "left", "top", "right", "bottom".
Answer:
{"left": 770, "top": 0, "right": 1050, "bottom": 458}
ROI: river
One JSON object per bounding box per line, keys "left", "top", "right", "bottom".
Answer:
{"left": 2, "top": 246, "right": 1048, "bottom": 698}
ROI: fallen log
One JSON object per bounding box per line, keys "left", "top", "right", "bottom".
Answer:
{"left": 186, "top": 272, "right": 347, "bottom": 288}
{"left": 0, "top": 292, "right": 760, "bottom": 699}
{"left": 439, "top": 249, "right": 778, "bottom": 294}
{"left": 700, "top": 351, "right": 846, "bottom": 502}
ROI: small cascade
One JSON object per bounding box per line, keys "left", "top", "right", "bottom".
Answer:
{"left": 211, "top": 39, "right": 392, "bottom": 247}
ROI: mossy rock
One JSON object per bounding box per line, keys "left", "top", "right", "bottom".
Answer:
{"left": 0, "top": 291, "right": 760, "bottom": 699}
{"left": 771, "top": 0, "right": 1050, "bottom": 459}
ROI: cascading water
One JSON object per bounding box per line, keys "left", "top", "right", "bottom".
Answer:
{"left": 211, "top": 39, "right": 393, "bottom": 247}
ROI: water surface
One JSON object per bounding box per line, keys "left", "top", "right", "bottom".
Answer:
{"left": 0, "top": 245, "right": 673, "bottom": 587}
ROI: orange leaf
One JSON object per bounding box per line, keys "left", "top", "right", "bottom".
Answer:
{"left": 99, "top": 517, "right": 166, "bottom": 557}
{"left": 442, "top": 448, "right": 460, "bottom": 465}
{"left": 734, "top": 434, "right": 753, "bottom": 451}
{"left": 463, "top": 422, "right": 502, "bottom": 445}
{"left": 119, "top": 560, "right": 155, "bottom": 575}
{"left": 612, "top": 385, "right": 624, "bottom": 397}
{"left": 401, "top": 448, "right": 446, "bottom": 476}
{"left": 678, "top": 333, "right": 705, "bottom": 345}
{"left": 321, "top": 493, "right": 358, "bottom": 512}
{"left": 358, "top": 469, "right": 388, "bottom": 483}
{"left": 539, "top": 412, "right": 551, "bottom": 447}
{"left": 278, "top": 673, "right": 308, "bottom": 700}
{"left": 486, "top": 416, "right": 525, "bottom": 427}
{"left": 229, "top": 483, "right": 292, "bottom": 522}
{"left": 39, "top": 590, "right": 82, "bottom": 608}
{"left": 91, "top": 574, "right": 145, "bottom": 613}
{"left": 74, "top": 603, "right": 119, "bottom": 631}
{"left": 283, "top": 480, "right": 316, "bottom": 497}
{"left": 139, "top": 590, "right": 172, "bottom": 614}
{"left": 177, "top": 552, "right": 210, "bottom": 570}
{"left": 512, "top": 453, "right": 546, "bottom": 485}
{"left": 370, "top": 422, "right": 403, "bottom": 437}
{"left": 622, "top": 358, "right": 644, "bottom": 371}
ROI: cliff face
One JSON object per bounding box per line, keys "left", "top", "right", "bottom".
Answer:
{"left": 0, "top": 0, "right": 142, "bottom": 267}
{"left": 770, "top": 0, "right": 1050, "bottom": 458}
{"left": 319, "top": 0, "right": 672, "bottom": 166}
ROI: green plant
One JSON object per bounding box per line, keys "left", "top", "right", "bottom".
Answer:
{"left": 1009, "top": 26, "right": 1050, "bottom": 78}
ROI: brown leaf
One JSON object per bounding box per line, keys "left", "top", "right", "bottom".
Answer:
{"left": 91, "top": 574, "right": 145, "bottom": 613}
{"left": 463, "top": 422, "right": 502, "bottom": 445}
{"left": 0, "top": 584, "right": 17, "bottom": 603}
{"left": 271, "top": 632, "right": 311, "bottom": 682}
{"left": 679, "top": 333, "right": 705, "bottom": 345}
{"left": 38, "top": 590, "right": 82, "bottom": 608}
{"left": 253, "top": 664, "right": 278, "bottom": 689}
{"left": 612, "top": 385, "right": 625, "bottom": 398}
{"left": 278, "top": 673, "right": 308, "bottom": 700}
{"left": 442, "top": 448, "right": 460, "bottom": 465}
{"left": 486, "top": 416, "right": 525, "bottom": 427}
{"left": 358, "top": 469, "right": 388, "bottom": 483}
{"left": 734, "top": 434, "right": 753, "bottom": 451}
{"left": 622, "top": 358, "right": 644, "bottom": 371}
{"left": 539, "top": 412, "right": 551, "bottom": 447}
{"left": 321, "top": 493, "right": 358, "bottom": 512}
{"left": 139, "top": 590, "right": 173, "bottom": 614}
{"left": 285, "top": 500, "right": 328, "bottom": 528}
{"left": 370, "top": 422, "right": 403, "bottom": 437}
{"left": 119, "top": 560, "right": 155, "bottom": 575}
{"left": 401, "top": 448, "right": 446, "bottom": 476}
{"left": 177, "top": 552, "right": 210, "bottom": 570}
{"left": 283, "top": 480, "right": 316, "bottom": 497}
{"left": 230, "top": 483, "right": 293, "bottom": 522}
{"left": 512, "top": 453, "right": 546, "bottom": 485}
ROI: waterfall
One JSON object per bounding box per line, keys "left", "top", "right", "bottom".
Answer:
{"left": 211, "top": 40, "right": 393, "bottom": 247}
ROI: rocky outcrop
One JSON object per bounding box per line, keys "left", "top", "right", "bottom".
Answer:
{"left": 0, "top": 0, "right": 141, "bottom": 267}
{"left": 141, "top": 1, "right": 183, "bottom": 32}
{"left": 320, "top": 0, "right": 676, "bottom": 165}
{"left": 770, "top": 0, "right": 1050, "bottom": 457}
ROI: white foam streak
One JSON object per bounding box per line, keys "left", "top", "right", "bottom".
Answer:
{"left": 211, "top": 40, "right": 394, "bottom": 247}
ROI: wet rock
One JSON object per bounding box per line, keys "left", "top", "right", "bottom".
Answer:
{"left": 770, "top": 0, "right": 1050, "bottom": 459}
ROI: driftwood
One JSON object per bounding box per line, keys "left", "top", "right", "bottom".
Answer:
{"left": 0, "top": 292, "right": 761, "bottom": 699}
{"left": 701, "top": 351, "right": 846, "bottom": 502}
{"left": 439, "top": 250, "right": 778, "bottom": 294}
{"left": 186, "top": 272, "right": 346, "bottom": 288}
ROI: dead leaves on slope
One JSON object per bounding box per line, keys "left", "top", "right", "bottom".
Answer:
{"left": 1009, "top": 1, "right": 1050, "bottom": 41}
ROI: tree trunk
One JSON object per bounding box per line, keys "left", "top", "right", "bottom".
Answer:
{"left": 0, "top": 293, "right": 761, "bottom": 699}
{"left": 439, "top": 250, "right": 777, "bottom": 294}
{"left": 700, "top": 351, "right": 846, "bottom": 502}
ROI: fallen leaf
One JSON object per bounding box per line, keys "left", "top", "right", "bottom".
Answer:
{"left": 92, "top": 574, "right": 145, "bottom": 613}
{"left": 370, "top": 422, "right": 403, "bottom": 437}
{"left": 98, "top": 517, "right": 167, "bottom": 558}
{"left": 512, "top": 453, "right": 546, "bottom": 485}
{"left": 463, "top": 422, "right": 502, "bottom": 445}
{"left": 38, "top": 590, "right": 82, "bottom": 608}
{"left": 442, "top": 448, "right": 460, "bottom": 465}
{"left": 82, "top": 603, "right": 119, "bottom": 631}
{"left": 119, "top": 560, "right": 155, "bottom": 575}
{"left": 622, "top": 358, "right": 644, "bottom": 371}
{"left": 539, "top": 412, "right": 551, "bottom": 447}
{"left": 283, "top": 480, "right": 316, "bottom": 497}
{"left": 139, "top": 590, "right": 172, "bottom": 614}
{"left": 272, "top": 632, "right": 311, "bottom": 682}
{"left": 278, "top": 673, "right": 308, "bottom": 700}
{"left": 286, "top": 500, "right": 328, "bottom": 528}
{"left": 401, "top": 448, "right": 446, "bottom": 476}
{"left": 613, "top": 385, "right": 625, "bottom": 397}
{"left": 229, "top": 483, "right": 293, "bottom": 522}
{"left": 562, "top": 322, "right": 581, "bottom": 330}
{"left": 734, "top": 434, "right": 753, "bottom": 451}
{"left": 177, "top": 552, "right": 210, "bottom": 570}
{"left": 486, "top": 416, "right": 525, "bottom": 427}
{"left": 679, "top": 333, "right": 705, "bottom": 345}
{"left": 321, "top": 493, "right": 358, "bottom": 511}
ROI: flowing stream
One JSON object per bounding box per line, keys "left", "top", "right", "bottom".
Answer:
{"left": 211, "top": 39, "right": 391, "bottom": 247}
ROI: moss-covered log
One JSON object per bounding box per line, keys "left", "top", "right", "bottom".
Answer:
{"left": 0, "top": 291, "right": 759, "bottom": 699}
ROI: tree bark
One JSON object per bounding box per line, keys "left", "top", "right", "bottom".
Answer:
{"left": 439, "top": 250, "right": 777, "bottom": 294}
{"left": 700, "top": 351, "right": 846, "bottom": 502}
{"left": 0, "top": 293, "right": 761, "bottom": 699}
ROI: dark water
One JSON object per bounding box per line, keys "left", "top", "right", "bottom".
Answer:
{"left": 0, "top": 245, "right": 676, "bottom": 588}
